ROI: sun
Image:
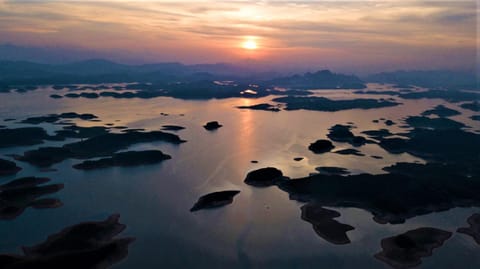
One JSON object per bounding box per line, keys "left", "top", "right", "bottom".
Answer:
{"left": 242, "top": 39, "right": 257, "bottom": 50}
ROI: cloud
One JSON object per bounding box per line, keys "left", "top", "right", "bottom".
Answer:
{"left": 0, "top": 0, "right": 476, "bottom": 72}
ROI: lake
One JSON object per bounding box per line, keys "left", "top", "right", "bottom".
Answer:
{"left": 1, "top": 83, "right": 479, "bottom": 269}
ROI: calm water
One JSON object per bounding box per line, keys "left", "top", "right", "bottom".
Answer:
{"left": 1, "top": 83, "right": 479, "bottom": 268}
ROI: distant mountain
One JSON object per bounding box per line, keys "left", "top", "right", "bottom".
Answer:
{"left": 0, "top": 44, "right": 269, "bottom": 78}
{"left": 0, "top": 60, "right": 175, "bottom": 85}
{"left": 60, "top": 59, "right": 130, "bottom": 75}
{"left": 269, "top": 70, "right": 366, "bottom": 89}
{"left": 366, "top": 70, "right": 478, "bottom": 90}
{"left": 0, "top": 59, "right": 367, "bottom": 93}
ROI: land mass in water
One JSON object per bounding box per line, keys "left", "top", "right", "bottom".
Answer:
{"left": 0, "top": 177, "right": 64, "bottom": 220}
{"left": 375, "top": 227, "right": 452, "bottom": 269}
{"left": 0, "top": 214, "right": 135, "bottom": 269}
{"left": 190, "top": 190, "right": 240, "bottom": 212}
{"left": 72, "top": 150, "right": 171, "bottom": 170}
{"left": 15, "top": 130, "right": 184, "bottom": 167}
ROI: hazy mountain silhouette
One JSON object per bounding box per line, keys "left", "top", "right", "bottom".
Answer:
{"left": 0, "top": 60, "right": 196, "bottom": 86}
{"left": 1, "top": 57, "right": 477, "bottom": 94}
{"left": 0, "top": 60, "right": 364, "bottom": 88}
{"left": 366, "top": 70, "right": 478, "bottom": 90}
{"left": 268, "top": 70, "right": 366, "bottom": 89}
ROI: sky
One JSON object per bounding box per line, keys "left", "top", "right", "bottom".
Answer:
{"left": 0, "top": 0, "right": 477, "bottom": 74}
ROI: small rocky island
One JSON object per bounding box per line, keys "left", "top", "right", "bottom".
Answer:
{"left": 190, "top": 190, "right": 240, "bottom": 212}
{"left": 327, "top": 124, "right": 368, "bottom": 146}
{"left": 244, "top": 167, "right": 284, "bottom": 187}
{"left": 457, "top": 213, "right": 480, "bottom": 245}
{"left": 203, "top": 121, "right": 223, "bottom": 130}
{"left": 0, "top": 177, "right": 64, "bottom": 220}
{"left": 315, "top": 166, "right": 349, "bottom": 175}
{"left": 308, "top": 139, "right": 335, "bottom": 154}
{"left": 375, "top": 227, "right": 452, "bottom": 269}
{"left": 333, "top": 148, "right": 365, "bottom": 156}
{"left": 161, "top": 125, "right": 186, "bottom": 131}
{"left": 301, "top": 203, "right": 355, "bottom": 245}
{"left": 73, "top": 150, "right": 171, "bottom": 170}
{"left": 0, "top": 214, "right": 135, "bottom": 269}
{"left": 237, "top": 103, "right": 281, "bottom": 112}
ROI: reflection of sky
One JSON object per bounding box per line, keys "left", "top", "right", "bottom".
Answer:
{"left": 1, "top": 84, "right": 480, "bottom": 267}
{"left": 238, "top": 98, "right": 254, "bottom": 165}
{"left": 0, "top": 0, "right": 476, "bottom": 72}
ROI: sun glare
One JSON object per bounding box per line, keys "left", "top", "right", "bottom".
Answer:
{"left": 242, "top": 39, "right": 257, "bottom": 50}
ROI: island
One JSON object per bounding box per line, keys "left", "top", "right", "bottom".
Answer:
{"left": 272, "top": 96, "right": 399, "bottom": 112}
{"left": 301, "top": 203, "right": 355, "bottom": 245}
{"left": 244, "top": 167, "right": 284, "bottom": 187}
{"left": 190, "top": 190, "right": 241, "bottom": 212}
{"left": 203, "top": 121, "right": 223, "bottom": 130}
{"left": 15, "top": 130, "right": 185, "bottom": 167}
{"left": 0, "top": 158, "right": 22, "bottom": 175}
{"left": 375, "top": 227, "right": 452, "bottom": 269}
{"left": 0, "top": 214, "right": 135, "bottom": 269}
{"left": 73, "top": 150, "right": 171, "bottom": 170}
{"left": 308, "top": 139, "right": 335, "bottom": 154}
{"left": 457, "top": 213, "right": 480, "bottom": 245}
{"left": 0, "top": 177, "right": 64, "bottom": 220}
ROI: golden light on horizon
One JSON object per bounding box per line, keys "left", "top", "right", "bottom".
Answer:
{"left": 242, "top": 39, "right": 257, "bottom": 50}
{"left": 0, "top": 1, "right": 475, "bottom": 71}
